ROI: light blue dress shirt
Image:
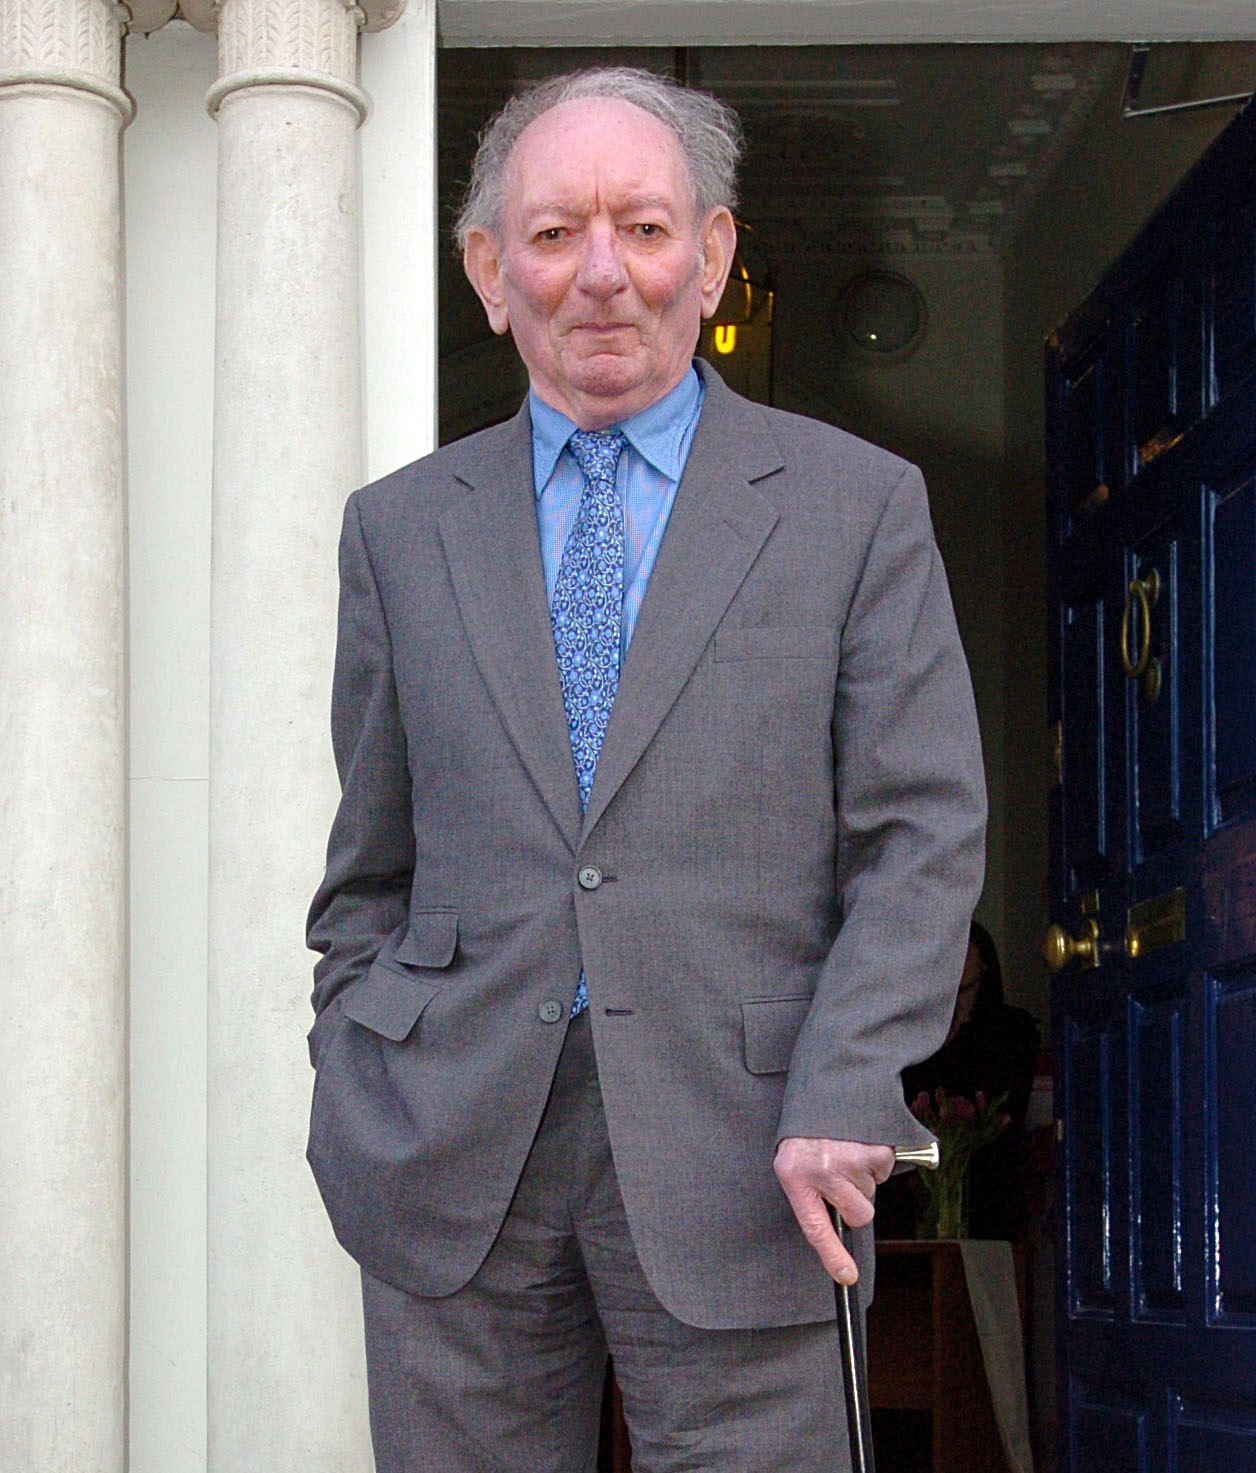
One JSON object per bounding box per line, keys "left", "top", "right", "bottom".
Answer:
{"left": 530, "top": 366, "right": 705, "bottom": 658}
{"left": 532, "top": 369, "right": 705, "bottom": 1017}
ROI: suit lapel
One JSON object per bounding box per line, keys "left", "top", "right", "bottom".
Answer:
{"left": 438, "top": 406, "right": 583, "bottom": 847}
{"left": 582, "top": 369, "right": 782, "bottom": 838}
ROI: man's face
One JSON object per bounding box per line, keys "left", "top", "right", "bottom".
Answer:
{"left": 463, "top": 96, "right": 736, "bottom": 429}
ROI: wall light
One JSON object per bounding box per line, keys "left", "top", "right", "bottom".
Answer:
{"left": 837, "top": 269, "right": 927, "bottom": 362}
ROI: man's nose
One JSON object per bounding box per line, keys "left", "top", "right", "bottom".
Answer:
{"left": 575, "top": 224, "right": 627, "bottom": 295}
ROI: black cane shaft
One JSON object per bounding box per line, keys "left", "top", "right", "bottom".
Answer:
{"left": 832, "top": 1213, "right": 876, "bottom": 1473}
{"left": 830, "top": 1144, "right": 935, "bottom": 1471}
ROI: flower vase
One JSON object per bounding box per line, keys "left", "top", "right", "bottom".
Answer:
{"left": 919, "top": 1167, "right": 968, "bottom": 1240}
{"left": 908, "top": 1087, "right": 1009, "bottom": 1240}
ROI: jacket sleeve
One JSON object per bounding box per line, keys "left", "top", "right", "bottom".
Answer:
{"left": 305, "top": 492, "right": 415, "bottom": 1067}
{"left": 777, "top": 461, "right": 987, "bottom": 1150}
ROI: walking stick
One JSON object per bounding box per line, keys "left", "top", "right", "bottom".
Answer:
{"left": 833, "top": 1142, "right": 940, "bottom": 1473}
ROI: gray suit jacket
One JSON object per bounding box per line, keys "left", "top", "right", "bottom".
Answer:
{"left": 306, "top": 361, "right": 986, "bottom": 1330}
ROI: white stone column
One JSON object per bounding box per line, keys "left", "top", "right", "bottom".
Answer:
{"left": 0, "top": 1, "right": 130, "bottom": 1468}
{"left": 188, "top": 0, "right": 401, "bottom": 1463}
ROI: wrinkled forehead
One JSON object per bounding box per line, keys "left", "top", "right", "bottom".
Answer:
{"left": 502, "top": 96, "right": 696, "bottom": 219}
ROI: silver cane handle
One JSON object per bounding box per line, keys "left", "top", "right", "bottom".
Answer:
{"left": 894, "top": 1141, "right": 940, "bottom": 1171}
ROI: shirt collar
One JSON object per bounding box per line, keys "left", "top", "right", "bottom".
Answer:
{"left": 529, "top": 367, "right": 702, "bottom": 498}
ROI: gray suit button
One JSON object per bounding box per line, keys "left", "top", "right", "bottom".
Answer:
{"left": 538, "top": 1000, "right": 564, "bottom": 1024}
{"left": 578, "top": 865, "right": 602, "bottom": 890}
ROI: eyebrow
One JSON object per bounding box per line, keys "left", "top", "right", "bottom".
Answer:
{"left": 616, "top": 195, "right": 677, "bottom": 214}
{"left": 519, "top": 194, "right": 682, "bottom": 222}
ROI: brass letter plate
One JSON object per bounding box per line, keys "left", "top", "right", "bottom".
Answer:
{"left": 1126, "top": 887, "right": 1186, "bottom": 959}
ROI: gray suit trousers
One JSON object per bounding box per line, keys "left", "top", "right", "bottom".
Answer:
{"left": 360, "top": 1012, "right": 852, "bottom": 1473}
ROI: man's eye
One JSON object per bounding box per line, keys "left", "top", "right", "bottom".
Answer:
{"left": 537, "top": 227, "right": 566, "bottom": 243}
{"left": 635, "top": 223, "right": 662, "bottom": 238}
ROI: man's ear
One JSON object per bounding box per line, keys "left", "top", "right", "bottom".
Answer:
{"left": 698, "top": 208, "right": 738, "bottom": 320}
{"left": 463, "top": 230, "right": 510, "bottom": 336}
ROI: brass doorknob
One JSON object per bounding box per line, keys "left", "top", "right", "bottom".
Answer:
{"left": 1042, "top": 918, "right": 1100, "bottom": 972}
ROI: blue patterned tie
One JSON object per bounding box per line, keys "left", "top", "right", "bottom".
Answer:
{"left": 552, "top": 428, "right": 626, "bottom": 1017}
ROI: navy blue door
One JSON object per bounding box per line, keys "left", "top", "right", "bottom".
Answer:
{"left": 1047, "top": 100, "right": 1256, "bottom": 1472}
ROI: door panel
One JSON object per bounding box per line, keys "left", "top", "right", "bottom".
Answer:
{"left": 1172, "top": 1399, "right": 1256, "bottom": 1473}
{"left": 1210, "top": 474, "right": 1256, "bottom": 827}
{"left": 1070, "top": 1384, "right": 1151, "bottom": 1473}
{"left": 1129, "top": 984, "right": 1186, "bottom": 1321}
{"left": 1129, "top": 270, "right": 1203, "bottom": 477}
{"left": 1061, "top": 595, "right": 1112, "bottom": 886}
{"left": 1208, "top": 967, "right": 1256, "bottom": 1323}
{"left": 1057, "top": 336, "right": 1124, "bottom": 516}
{"left": 1210, "top": 200, "right": 1256, "bottom": 404}
{"left": 1063, "top": 1009, "right": 1119, "bottom": 1315}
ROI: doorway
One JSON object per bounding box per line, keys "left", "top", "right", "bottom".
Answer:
{"left": 434, "top": 41, "right": 1256, "bottom": 1469}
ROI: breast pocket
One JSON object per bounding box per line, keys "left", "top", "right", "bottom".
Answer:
{"left": 714, "top": 626, "right": 836, "bottom": 663}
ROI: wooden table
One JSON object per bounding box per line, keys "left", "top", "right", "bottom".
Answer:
{"left": 867, "top": 1240, "right": 1021, "bottom": 1473}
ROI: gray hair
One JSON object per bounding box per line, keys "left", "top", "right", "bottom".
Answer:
{"left": 454, "top": 66, "right": 743, "bottom": 249}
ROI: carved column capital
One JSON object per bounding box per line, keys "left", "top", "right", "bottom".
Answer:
{"left": 180, "top": 0, "right": 402, "bottom": 33}
{"left": 183, "top": 0, "right": 404, "bottom": 126}
{"left": 0, "top": 0, "right": 132, "bottom": 121}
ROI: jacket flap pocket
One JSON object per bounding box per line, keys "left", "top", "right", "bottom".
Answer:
{"left": 715, "top": 626, "right": 835, "bottom": 662}
{"left": 394, "top": 908, "right": 459, "bottom": 968}
{"left": 742, "top": 995, "right": 812, "bottom": 1075}
{"left": 342, "top": 958, "right": 442, "bottom": 1042}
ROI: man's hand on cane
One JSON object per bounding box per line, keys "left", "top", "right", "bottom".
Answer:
{"left": 773, "top": 1137, "right": 896, "bottom": 1284}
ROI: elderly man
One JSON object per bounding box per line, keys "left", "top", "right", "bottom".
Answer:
{"left": 307, "top": 66, "right": 985, "bottom": 1473}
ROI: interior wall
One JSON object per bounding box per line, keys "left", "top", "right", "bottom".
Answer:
{"left": 770, "top": 253, "right": 1010, "bottom": 980}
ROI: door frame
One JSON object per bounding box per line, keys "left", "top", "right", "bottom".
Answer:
{"left": 436, "top": 0, "right": 1256, "bottom": 46}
